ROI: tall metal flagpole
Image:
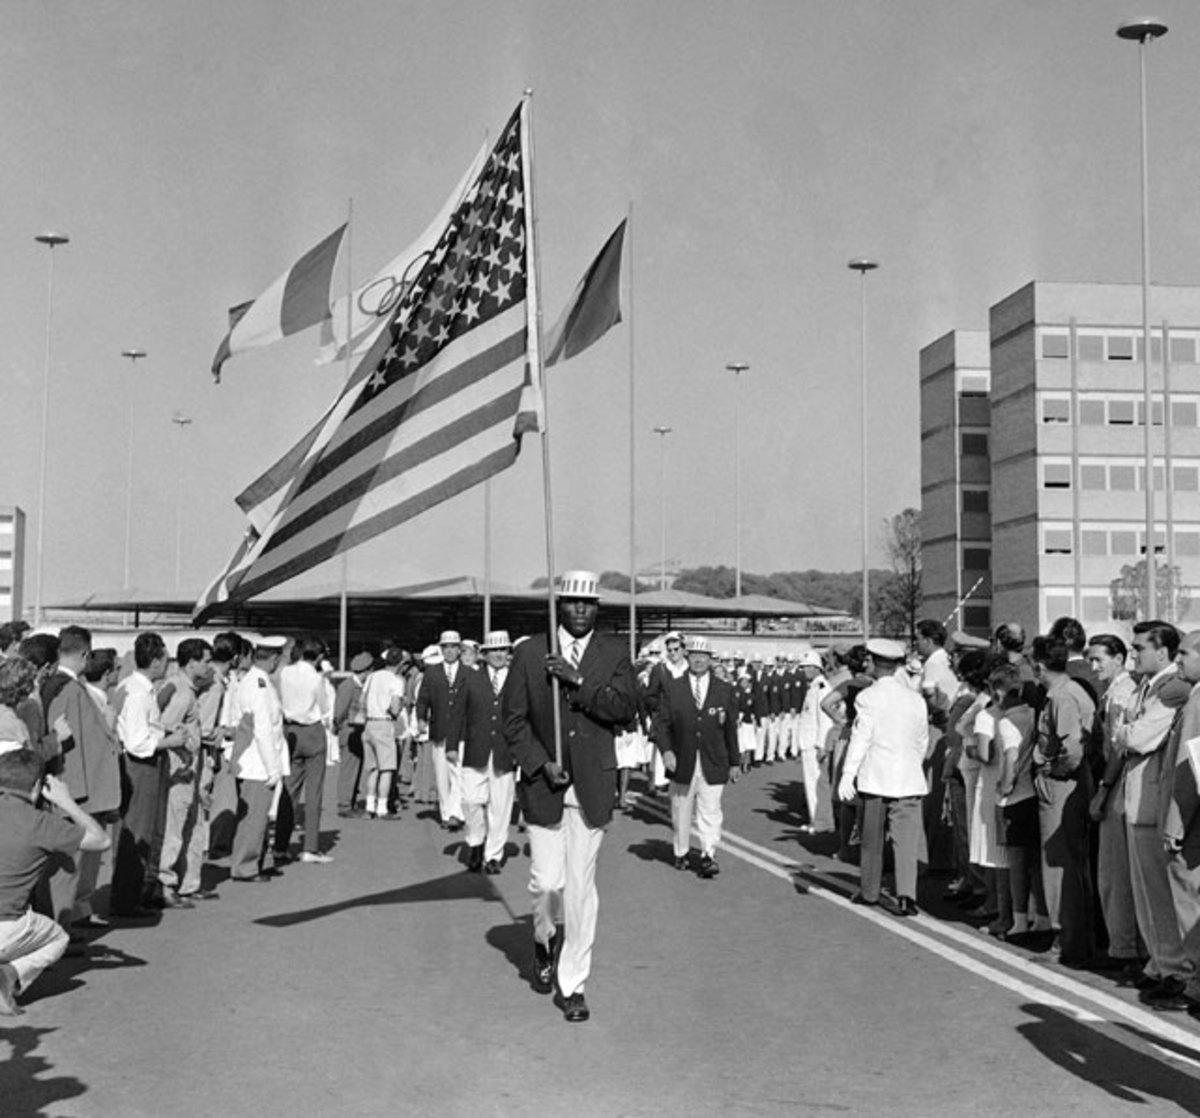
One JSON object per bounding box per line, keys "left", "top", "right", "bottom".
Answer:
{"left": 626, "top": 200, "right": 637, "bottom": 660}
{"left": 848, "top": 257, "right": 878, "bottom": 639}
{"left": 523, "top": 90, "right": 565, "bottom": 769}
{"left": 338, "top": 198, "right": 354, "bottom": 669}
{"left": 483, "top": 480, "right": 493, "bottom": 634}
{"left": 119, "top": 348, "right": 147, "bottom": 593}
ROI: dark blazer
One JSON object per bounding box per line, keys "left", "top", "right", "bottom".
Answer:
{"left": 462, "top": 666, "right": 514, "bottom": 772}
{"left": 416, "top": 663, "right": 469, "bottom": 744}
{"left": 785, "top": 668, "right": 808, "bottom": 714}
{"left": 767, "top": 670, "right": 785, "bottom": 717}
{"left": 502, "top": 631, "right": 637, "bottom": 829}
{"left": 751, "top": 670, "right": 770, "bottom": 720}
{"left": 46, "top": 674, "right": 122, "bottom": 814}
{"left": 652, "top": 671, "right": 740, "bottom": 785}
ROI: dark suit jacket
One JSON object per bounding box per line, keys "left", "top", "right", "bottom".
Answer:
{"left": 502, "top": 631, "right": 637, "bottom": 829}
{"left": 767, "top": 671, "right": 785, "bottom": 716}
{"left": 751, "top": 670, "right": 770, "bottom": 720}
{"left": 416, "top": 663, "right": 469, "bottom": 744}
{"left": 462, "top": 666, "right": 514, "bottom": 772}
{"left": 652, "top": 672, "right": 740, "bottom": 785}
{"left": 46, "top": 674, "right": 122, "bottom": 814}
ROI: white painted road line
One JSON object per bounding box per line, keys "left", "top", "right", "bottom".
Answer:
{"left": 629, "top": 792, "right": 1200, "bottom": 1066}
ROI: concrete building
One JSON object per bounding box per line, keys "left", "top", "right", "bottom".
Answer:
{"left": 0, "top": 506, "right": 26, "bottom": 622}
{"left": 921, "top": 280, "right": 1200, "bottom": 642}
{"left": 919, "top": 330, "right": 992, "bottom": 637}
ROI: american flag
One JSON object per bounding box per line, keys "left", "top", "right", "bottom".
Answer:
{"left": 196, "top": 101, "right": 542, "bottom": 619}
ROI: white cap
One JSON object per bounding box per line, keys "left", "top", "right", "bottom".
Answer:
{"left": 461, "top": 638, "right": 479, "bottom": 649}
{"left": 686, "top": 636, "right": 716, "bottom": 656}
{"left": 481, "top": 630, "right": 512, "bottom": 651}
{"left": 866, "top": 638, "right": 907, "bottom": 662}
{"left": 438, "top": 630, "right": 462, "bottom": 646}
{"left": 797, "top": 649, "right": 823, "bottom": 669}
{"left": 557, "top": 569, "right": 601, "bottom": 599}
{"left": 256, "top": 635, "right": 288, "bottom": 651}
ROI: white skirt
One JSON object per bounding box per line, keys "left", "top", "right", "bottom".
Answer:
{"left": 615, "top": 729, "right": 651, "bottom": 769}
{"left": 737, "top": 722, "right": 757, "bottom": 755}
{"left": 970, "top": 764, "right": 1007, "bottom": 869}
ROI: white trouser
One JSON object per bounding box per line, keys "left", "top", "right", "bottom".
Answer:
{"left": 527, "top": 787, "right": 605, "bottom": 998}
{"left": 737, "top": 722, "right": 757, "bottom": 757}
{"left": 782, "top": 713, "right": 800, "bottom": 758}
{"left": 670, "top": 764, "right": 725, "bottom": 858}
{"left": 652, "top": 747, "right": 668, "bottom": 788}
{"left": 461, "top": 757, "right": 515, "bottom": 864}
{"left": 753, "top": 722, "right": 767, "bottom": 762}
{"left": 0, "top": 908, "right": 69, "bottom": 991}
{"left": 432, "top": 741, "right": 464, "bottom": 823}
{"left": 799, "top": 747, "right": 821, "bottom": 825}
{"left": 765, "top": 715, "right": 783, "bottom": 761}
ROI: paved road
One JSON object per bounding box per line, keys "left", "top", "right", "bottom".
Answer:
{"left": 5, "top": 761, "right": 1200, "bottom": 1116}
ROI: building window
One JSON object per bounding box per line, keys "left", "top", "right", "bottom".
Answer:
{"left": 1174, "top": 466, "right": 1200, "bottom": 492}
{"left": 1043, "top": 529, "right": 1073, "bottom": 555}
{"left": 1177, "top": 531, "right": 1200, "bottom": 558}
{"left": 1135, "top": 401, "right": 1165, "bottom": 426}
{"left": 1042, "top": 462, "right": 1071, "bottom": 489}
{"left": 1135, "top": 336, "right": 1164, "bottom": 363}
{"left": 1077, "top": 334, "right": 1104, "bottom": 361}
{"left": 1108, "top": 335, "right": 1134, "bottom": 361}
{"left": 961, "top": 432, "right": 988, "bottom": 457}
{"left": 1041, "top": 397, "right": 1070, "bottom": 424}
{"left": 1111, "top": 530, "right": 1138, "bottom": 555}
{"left": 1173, "top": 401, "right": 1198, "bottom": 427}
{"left": 962, "top": 489, "right": 990, "bottom": 513}
{"left": 962, "top": 606, "right": 991, "bottom": 630}
{"left": 1041, "top": 333, "right": 1070, "bottom": 359}
{"left": 1136, "top": 465, "right": 1166, "bottom": 490}
{"left": 963, "top": 548, "right": 991, "bottom": 570}
{"left": 1045, "top": 592, "right": 1075, "bottom": 620}
{"left": 1110, "top": 465, "right": 1137, "bottom": 491}
{"left": 958, "top": 372, "right": 990, "bottom": 397}
{"left": 1171, "top": 337, "right": 1197, "bottom": 364}
{"left": 1079, "top": 399, "right": 1106, "bottom": 425}
{"left": 1082, "top": 595, "right": 1110, "bottom": 623}
{"left": 1081, "top": 464, "right": 1107, "bottom": 490}
{"left": 1108, "top": 400, "right": 1135, "bottom": 425}
{"left": 1082, "top": 530, "right": 1108, "bottom": 556}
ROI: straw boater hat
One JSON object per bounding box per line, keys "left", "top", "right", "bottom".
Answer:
{"left": 480, "top": 630, "right": 512, "bottom": 651}
{"left": 439, "top": 630, "right": 462, "bottom": 646}
{"left": 686, "top": 636, "right": 716, "bottom": 656}
{"left": 557, "top": 570, "right": 601, "bottom": 599}
{"left": 350, "top": 651, "right": 374, "bottom": 672}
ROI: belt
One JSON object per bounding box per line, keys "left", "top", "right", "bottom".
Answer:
{"left": 1036, "top": 765, "right": 1080, "bottom": 782}
{"left": 284, "top": 720, "right": 321, "bottom": 727}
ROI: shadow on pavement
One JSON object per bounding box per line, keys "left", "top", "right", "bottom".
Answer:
{"left": 1017, "top": 1003, "right": 1200, "bottom": 1113}
{"left": 21, "top": 944, "right": 147, "bottom": 1007}
{"left": 252, "top": 870, "right": 503, "bottom": 928}
{"left": 485, "top": 913, "right": 549, "bottom": 995}
{"left": 0, "top": 1026, "right": 87, "bottom": 1116}
{"left": 626, "top": 838, "right": 676, "bottom": 867}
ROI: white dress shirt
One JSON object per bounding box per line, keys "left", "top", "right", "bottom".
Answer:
{"left": 116, "top": 670, "right": 165, "bottom": 759}
{"left": 557, "top": 627, "right": 594, "bottom": 668}
{"left": 689, "top": 671, "right": 710, "bottom": 707}
{"left": 234, "top": 665, "right": 287, "bottom": 782}
{"left": 279, "top": 660, "right": 327, "bottom": 725}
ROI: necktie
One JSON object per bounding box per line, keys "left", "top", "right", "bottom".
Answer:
{"left": 492, "top": 671, "right": 502, "bottom": 697}
{"left": 569, "top": 641, "right": 582, "bottom": 669}
{"left": 692, "top": 675, "right": 703, "bottom": 708}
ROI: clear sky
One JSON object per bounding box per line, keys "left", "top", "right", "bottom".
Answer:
{"left": 5, "top": 1, "right": 1200, "bottom": 606}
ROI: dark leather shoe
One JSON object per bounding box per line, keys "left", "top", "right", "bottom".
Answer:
{"left": 673, "top": 856, "right": 689, "bottom": 871}
{"left": 533, "top": 934, "right": 558, "bottom": 992}
{"left": 1141, "top": 976, "right": 1189, "bottom": 1007}
{"left": 182, "top": 890, "right": 220, "bottom": 901}
{"left": 850, "top": 891, "right": 878, "bottom": 906}
{"left": 160, "top": 892, "right": 195, "bottom": 910}
{"left": 0, "top": 963, "right": 23, "bottom": 1016}
{"left": 447, "top": 819, "right": 464, "bottom": 833}
{"left": 895, "top": 897, "right": 918, "bottom": 918}
{"left": 484, "top": 859, "right": 502, "bottom": 875}
{"left": 563, "top": 992, "right": 590, "bottom": 1022}
{"left": 698, "top": 855, "right": 719, "bottom": 879}
{"left": 229, "top": 873, "right": 273, "bottom": 884}
{"left": 337, "top": 807, "right": 366, "bottom": 819}
{"left": 1134, "top": 972, "right": 1161, "bottom": 991}
{"left": 467, "top": 845, "right": 484, "bottom": 873}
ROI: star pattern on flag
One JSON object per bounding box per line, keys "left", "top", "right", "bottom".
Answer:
{"left": 356, "top": 112, "right": 527, "bottom": 407}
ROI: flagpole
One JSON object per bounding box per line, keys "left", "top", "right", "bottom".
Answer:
{"left": 338, "top": 197, "right": 354, "bottom": 670}
{"left": 626, "top": 200, "right": 637, "bottom": 662}
{"left": 483, "top": 479, "right": 493, "bottom": 634}
{"left": 523, "top": 90, "right": 564, "bottom": 771}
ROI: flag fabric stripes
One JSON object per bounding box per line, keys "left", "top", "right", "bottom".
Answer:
{"left": 544, "top": 218, "right": 625, "bottom": 367}
{"left": 196, "top": 102, "right": 539, "bottom": 620}
{"left": 211, "top": 223, "right": 347, "bottom": 383}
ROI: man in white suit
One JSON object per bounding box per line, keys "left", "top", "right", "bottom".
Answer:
{"left": 839, "top": 638, "right": 929, "bottom": 917}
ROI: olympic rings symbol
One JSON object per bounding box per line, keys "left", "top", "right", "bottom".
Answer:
{"left": 356, "top": 250, "right": 433, "bottom": 319}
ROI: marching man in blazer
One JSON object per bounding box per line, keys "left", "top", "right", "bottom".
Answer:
{"left": 460, "top": 631, "right": 517, "bottom": 874}
{"left": 416, "top": 630, "right": 469, "bottom": 831}
{"left": 652, "top": 636, "right": 740, "bottom": 878}
{"left": 502, "top": 570, "right": 637, "bottom": 1023}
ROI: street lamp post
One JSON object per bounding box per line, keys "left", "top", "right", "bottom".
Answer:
{"left": 120, "top": 349, "right": 147, "bottom": 591}
{"left": 33, "top": 232, "right": 69, "bottom": 626}
{"left": 171, "top": 413, "right": 193, "bottom": 593}
{"left": 726, "top": 362, "right": 749, "bottom": 599}
{"left": 848, "top": 258, "right": 879, "bottom": 638}
{"left": 1117, "top": 17, "right": 1167, "bottom": 620}
{"left": 652, "top": 426, "right": 673, "bottom": 590}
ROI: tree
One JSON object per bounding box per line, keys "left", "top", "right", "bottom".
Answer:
{"left": 1109, "top": 560, "right": 1191, "bottom": 622}
{"left": 878, "top": 508, "right": 922, "bottom": 640}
